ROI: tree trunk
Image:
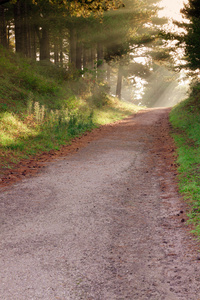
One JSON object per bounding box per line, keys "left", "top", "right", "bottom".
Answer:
{"left": 76, "top": 40, "right": 82, "bottom": 70}
{"left": 54, "top": 41, "right": 59, "bottom": 65}
{"left": 90, "top": 46, "right": 95, "bottom": 69}
{"left": 69, "top": 27, "right": 76, "bottom": 67}
{"left": 107, "top": 63, "right": 111, "bottom": 84}
{"left": 7, "top": 23, "right": 10, "bottom": 48}
{"left": 97, "top": 42, "right": 104, "bottom": 79}
{"left": 116, "top": 64, "right": 123, "bottom": 99}
{"left": 82, "top": 46, "right": 88, "bottom": 69}
{"left": 0, "top": 5, "right": 7, "bottom": 47}
{"left": 39, "top": 27, "right": 50, "bottom": 61}
{"left": 14, "top": 0, "right": 31, "bottom": 57}
{"left": 30, "top": 24, "right": 36, "bottom": 60}
{"left": 97, "top": 42, "right": 104, "bottom": 65}
{"left": 59, "top": 37, "right": 63, "bottom": 67}
{"left": 23, "top": 0, "right": 29, "bottom": 57}
{"left": 14, "top": 0, "right": 23, "bottom": 53}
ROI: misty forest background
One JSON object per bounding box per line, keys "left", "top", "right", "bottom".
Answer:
{"left": 0, "top": 0, "right": 186, "bottom": 107}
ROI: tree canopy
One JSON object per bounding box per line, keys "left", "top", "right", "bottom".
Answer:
{"left": 0, "top": 0, "right": 164, "bottom": 100}
{"left": 178, "top": 0, "right": 200, "bottom": 71}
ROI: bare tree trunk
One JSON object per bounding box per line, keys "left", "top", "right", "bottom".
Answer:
{"left": 76, "top": 40, "right": 82, "bottom": 70}
{"left": 30, "top": 24, "right": 36, "bottom": 60}
{"left": 69, "top": 27, "right": 76, "bottom": 67}
{"left": 107, "top": 63, "right": 111, "bottom": 84}
{"left": 0, "top": 5, "right": 7, "bottom": 47}
{"left": 97, "top": 42, "right": 104, "bottom": 79}
{"left": 116, "top": 63, "right": 123, "bottom": 99}
{"left": 14, "top": 0, "right": 23, "bottom": 53}
{"left": 7, "top": 23, "right": 10, "bottom": 48}
{"left": 54, "top": 41, "right": 59, "bottom": 65}
{"left": 39, "top": 27, "right": 50, "bottom": 61}
{"left": 23, "top": 0, "right": 29, "bottom": 57}
{"left": 97, "top": 42, "right": 104, "bottom": 64}
{"left": 82, "top": 46, "right": 88, "bottom": 69}
{"left": 14, "top": 0, "right": 31, "bottom": 57}
{"left": 59, "top": 37, "right": 63, "bottom": 67}
{"left": 90, "top": 46, "right": 95, "bottom": 69}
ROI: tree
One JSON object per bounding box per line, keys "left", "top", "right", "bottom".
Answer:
{"left": 0, "top": 0, "right": 126, "bottom": 61}
{"left": 0, "top": 0, "right": 162, "bottom": 83}
{"left": 103, "top": 0, "right": 161, "bottom": 99}
{"left": 175, "top": 0, "right": 200, "bottom": 71}
{"left": 0, "top": 4, "right": 7, "bottom": 47}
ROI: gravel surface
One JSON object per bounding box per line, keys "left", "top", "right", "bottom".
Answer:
{"left": 0, "top": 108, "right": 200, "bottom": 300}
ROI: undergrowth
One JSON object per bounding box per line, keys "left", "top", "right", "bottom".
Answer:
{"left": 0, "top": 46, "right": 142, "bottom": 173}
{"left": 170, "top": 83, "right": 200, "bottom": 238}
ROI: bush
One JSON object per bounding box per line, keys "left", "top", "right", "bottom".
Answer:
{"left": 88, "top": 83, "right": 111, "bottom": 108}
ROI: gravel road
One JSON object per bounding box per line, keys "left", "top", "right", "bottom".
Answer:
{"left": 0, "top": 108, "right": 200, "bottom": 300}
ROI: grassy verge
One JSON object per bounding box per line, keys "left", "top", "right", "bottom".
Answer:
{"left": 0, "top": 97, "right": 140, "bottom": 173}
{"left": 0, "top": 46, "right": 142, "bottom": 174}
{"left": 93, "top": 99, "right": 141, "bottom": 125}
{"left": 170, "top": 88, "right": 200, "bottom": 238}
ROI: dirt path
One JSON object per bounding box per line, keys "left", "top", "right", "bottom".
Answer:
{"left": 0, "top": 108, "right": 200, "bottom": 300}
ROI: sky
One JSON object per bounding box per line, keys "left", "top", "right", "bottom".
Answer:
{"left": 158, "top": 0, "right": 187, "bottom": 21}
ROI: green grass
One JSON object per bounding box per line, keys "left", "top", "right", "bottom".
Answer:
{"left": 170, "top": 91, "right": 200, "bottom": 238}
{"left": 0, "top": 46, "right": 143, "bottom": 175}
{"left": 93, "top": 98, "right": 141, "bottom": 125}
{"left": 0, "top": 98, "right": 140, "bottom": 173}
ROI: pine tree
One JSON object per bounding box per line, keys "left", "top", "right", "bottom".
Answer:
{"left": 180, "top": 0, "right": 200, "bottom": 70}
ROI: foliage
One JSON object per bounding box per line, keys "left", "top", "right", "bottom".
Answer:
{"left": 0, "top": 0, "right": 165, "bottom": 106}
{"left": 31, "top": 0, "right": 125, "bottom": 17}
{"left": 87, "top": 82, "right": 110, "bottom": 107}
{"left": 172, "top": 0, "right": 200, "bottom": 72}
{"left": 0, "top": 46, "right": 142, "bottom": 173}
{"left": 170, "top": 83, "right": 200, "bottom": 237}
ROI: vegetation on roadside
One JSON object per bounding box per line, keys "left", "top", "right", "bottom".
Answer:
{"left": 167, "top": 0, "right": 200, "bottom": 239}
{"left": 170, "top": 83, "right": 200, "bottom": 238}
{"left": 0, "top": 46, "right": 142, "bottom": 174}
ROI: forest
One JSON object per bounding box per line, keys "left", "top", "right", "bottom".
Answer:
{"left": 0, "top": 0, "right": 200, "bottom": 234}
{"left": 0, "top": 0, "right": 162, "bottom": 163}
{"left": 0, "top": 0, "right": 172, "bottom": 102}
